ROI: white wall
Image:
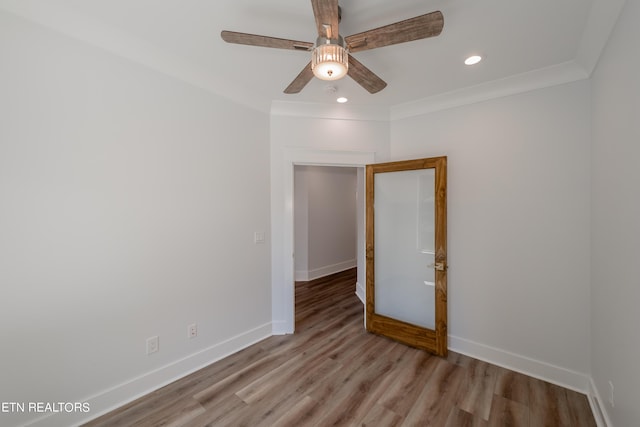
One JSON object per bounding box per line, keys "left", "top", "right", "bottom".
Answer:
{"left": 390, "top": 80, "right": 592, "bottom": 390}
{"left": 270, "top": 111, "right": 389, "bottom": 333}
{"left": 591, "top": 0, "right": 640, "bottom": 424}
{"left": 294, "top": 166, "right": 357, "bottom": 281}
{"left": 0, "top": 11, "right": 271, "bottom": 427}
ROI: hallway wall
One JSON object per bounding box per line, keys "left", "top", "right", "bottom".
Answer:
{"left": 294, "top": 166, "right": 357, "bottom": 281}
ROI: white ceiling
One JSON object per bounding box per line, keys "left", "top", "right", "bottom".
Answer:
{"left": 0, "top": 0, "right": 624, "bottom": 112}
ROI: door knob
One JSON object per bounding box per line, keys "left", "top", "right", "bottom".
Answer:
{"left": 428, "top": 262, "right": 447, "bottom": 271}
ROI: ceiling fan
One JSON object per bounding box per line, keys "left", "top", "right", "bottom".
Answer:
{"left": 221, "top": 0, "right": 444, "bottom": 94}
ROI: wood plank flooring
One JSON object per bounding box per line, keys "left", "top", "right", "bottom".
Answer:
{"left": 84, "top": 268, "right": 596, "bottom": 426}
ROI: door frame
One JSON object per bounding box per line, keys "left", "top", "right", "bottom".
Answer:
{"left": 278, "top": 148, "right": 375, "bottom": 334}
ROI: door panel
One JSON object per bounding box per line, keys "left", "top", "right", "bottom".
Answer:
{"left": 374, "top": 168, "right": 435, "bottom": 329}
{"left": 366, "top": 157, "right": 447, "bottom": 356}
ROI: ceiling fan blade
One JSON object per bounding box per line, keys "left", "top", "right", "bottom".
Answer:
{"left": 345, "top": 11, "right": 443, "bottom": 53}
{"left": 347, "top": 56, "right": 387, "bottom": 94}
{"left": 284, "top": 62, "right": 315, "bottom": 94}
{"left": 221, "top": 31, "right": 313, "bottom": 51}
{"left": 311, "top": 0, "right": 339, "bottom": 39}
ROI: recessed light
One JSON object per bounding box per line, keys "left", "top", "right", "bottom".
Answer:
{"left": 337, "top": 97, "right": 348, "bottom": 103}
{"left": 464, "top": 55, "right": 482, "bottom": 65}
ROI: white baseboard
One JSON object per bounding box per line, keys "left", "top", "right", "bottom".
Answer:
{"left": 295, "top": 260, "right": 357, "bottom": 283}
{"left": 448, "top": 335, "right": 591, "bottom": 393}
{"left": 355, "top": 281, "right": 365, "bottom": 304}
{"left": 588, "top": 378, "right": 613, "bottom": 427}
{"left": 26, "top": 323, "right": 272, "bottom": 427}
{"left": 307, "top": 259, "right": 356, "bottom": 281}
{"left": 23, "top": 322, "right": 599, "bottom": 426}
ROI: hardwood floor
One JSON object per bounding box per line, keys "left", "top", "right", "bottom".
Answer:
{"left": 84, "top": 268, "right": 596, "bottom": 426}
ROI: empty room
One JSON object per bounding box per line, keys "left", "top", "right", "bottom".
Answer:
{"left": 0, "top": 0, "right": 638, "bottom": 426}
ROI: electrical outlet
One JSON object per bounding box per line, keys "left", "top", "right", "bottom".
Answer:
{"left": 146, "top": 336, "right": 159, "bottom": 355}
{"left": 609, "top": 381, "right": 615, "bottom": 407}
{"left": 188, "top": 323, "right": 197, "bottom": 338}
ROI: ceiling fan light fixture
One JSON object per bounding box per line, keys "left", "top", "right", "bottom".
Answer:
{"left": 312, "top": 37, "right": 349, "bottom": 81}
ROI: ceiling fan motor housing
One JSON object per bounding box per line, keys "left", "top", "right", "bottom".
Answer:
{"left": 311, "top": 36, "right": 349, "bottom": 81}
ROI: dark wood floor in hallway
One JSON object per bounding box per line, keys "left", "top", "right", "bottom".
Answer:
{"left": 84, "top": 268, "right": 596, "bottom": 426}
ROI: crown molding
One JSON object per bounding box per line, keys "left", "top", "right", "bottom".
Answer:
{"left": 390, "top": 61, "right": 589, "bottom": 121}
{"left": 271, "top": 100, "right": 390, "bottom": 122}
{"left": 272, "top": 61, "right": 590, "bottom": 122}
{"left": 575, "top": 0, "right": 626, "bottom": 75}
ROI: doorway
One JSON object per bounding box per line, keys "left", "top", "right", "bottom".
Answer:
{"left": 293, "top": 165, "right": 365, "bottom": 329}
{"left": 273, "top": 149, "right": 374, "bottom": 335}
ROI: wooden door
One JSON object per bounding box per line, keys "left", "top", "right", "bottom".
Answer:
{"left": 365, "top": 157, "right": 447, "bottom": 356}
